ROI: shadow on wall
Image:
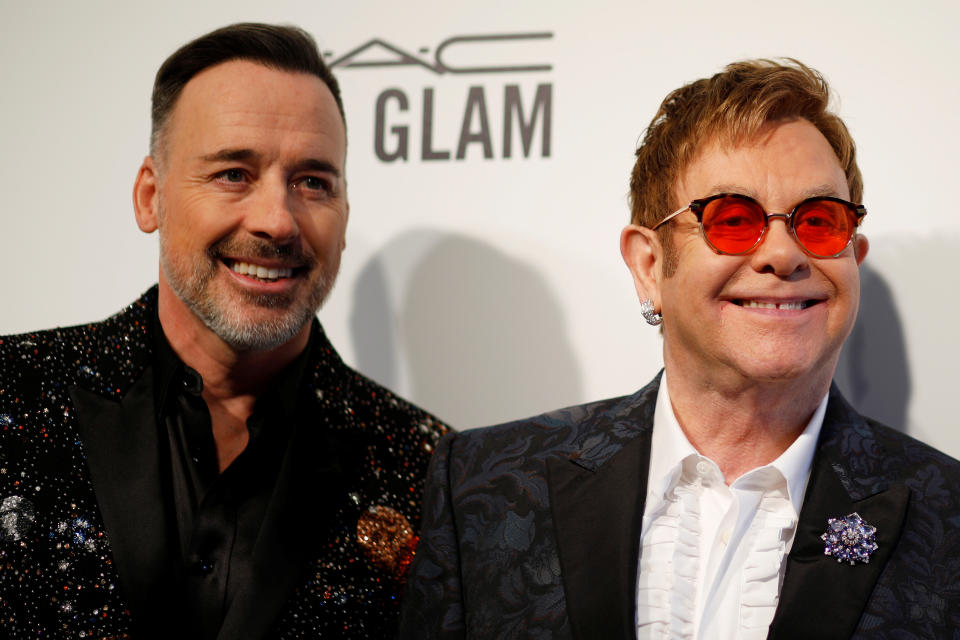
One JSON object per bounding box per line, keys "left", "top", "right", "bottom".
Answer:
{"left": 834, "top": 261, "right": 910, "bottom": 432}
{"left": 351, "top": 231, "right": 583, "bottom": 430}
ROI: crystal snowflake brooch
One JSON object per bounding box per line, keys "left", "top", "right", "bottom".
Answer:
{"left": 821, "top": 512, "right": 878, "bottom": 565}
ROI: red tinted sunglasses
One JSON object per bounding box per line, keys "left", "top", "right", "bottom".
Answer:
{"left": 653, "top": 193, "right": 867, "bottom": 258}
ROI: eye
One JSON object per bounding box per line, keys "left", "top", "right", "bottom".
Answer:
{"left": 292, "top": 175, "right": 332, "bottom": 195}
{"left": 708, "top": 203, "right": 759, "bottom": 227}
{"left": 795, "top": 202, "right": 847, "bottom": 232}
{"left": 802, "top": 214, "right": 830, "bottom": 227}
{"left": 215, "top": 168, "right": 247, "bottom": 184}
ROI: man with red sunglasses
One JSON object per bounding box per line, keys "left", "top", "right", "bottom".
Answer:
{"left": 402, "top": 59, "right": 960, "bottom": 638}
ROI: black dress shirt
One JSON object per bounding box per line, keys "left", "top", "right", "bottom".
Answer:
{"left": 146, "top": 321, "right": 310, "bottom": 638}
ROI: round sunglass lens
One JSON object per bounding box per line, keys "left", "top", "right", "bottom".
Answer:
{"left": 701, "top": 197, "right": 766, "bottom": 254}
{"left": 793, "top": 200, "right": 854, "bottom": 256}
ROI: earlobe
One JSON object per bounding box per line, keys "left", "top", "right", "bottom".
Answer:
{"left": 133, "top": 157, "right": 160, "bottom": 233}
{"left": 620, "top": 224, "right": 662, "bottom": 307}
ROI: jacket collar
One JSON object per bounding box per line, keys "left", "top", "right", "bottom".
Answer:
{"left": 768, "top": 384, "right": 909, "bottom": 639}
{"left": 547, "top": 376, "right": 908, "bottom": 640}
{"left": 70, "top": 369, "right": 179, "bottom": 636}
{"left": 546, "top": 375, "right": 660, "bottom": 640}
{"left": 70, "top": 287, "right": 373, "bottom": 638}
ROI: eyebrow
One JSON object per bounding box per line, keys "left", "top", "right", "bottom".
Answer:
{"left": 201, "top": 148, "right": 258, "bottom": 164}
{"left": 296, "top": 158, "right": 342, "bottom": 179}
{"left": 801, "top": 184, "right": 846, "bottom": 199}
{"left": 705, "top": 183, "right": 845, "bottom": 201}
{"left": 199, "top": 148, "right": 343, "bottom": 179}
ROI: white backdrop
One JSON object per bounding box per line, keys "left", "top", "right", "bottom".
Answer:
{"left": 2, "top": 1, "right": 958, "bottom": 458}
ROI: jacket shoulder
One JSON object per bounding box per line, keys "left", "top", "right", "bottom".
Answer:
{"left": 870, "top": 418, "right": 960, "bottom": 465}
{"left": 868, "top": 418, "right": 960, "bottom": 499}
{"left": 0, "top": 289, "right": 155, "bottom": 400}
{"left": 305, "top": 327, "right": 449, "bottom": 444}
{"left": 446, "top": 380, "right": 659, "bottom": 469}
{"left": 848, "top": 419, "right": 960, "bottom": 634}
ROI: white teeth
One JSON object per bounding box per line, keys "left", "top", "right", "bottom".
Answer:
{"left": 228, "top": 260, "right": 293, "bottom": 281}
{"left": 741, "top": 300, "right": 805, "bottom": 310}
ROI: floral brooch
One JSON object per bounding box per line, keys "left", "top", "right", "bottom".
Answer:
{"left": 821, "top": 512, "right": 878, "bottom": 565}
{"left": 357, "top": 505, "right": 418, "bottom": 582}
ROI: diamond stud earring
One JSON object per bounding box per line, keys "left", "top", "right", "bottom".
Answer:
{"left": 639, "top": 299, "right": 662, "bottom": 326}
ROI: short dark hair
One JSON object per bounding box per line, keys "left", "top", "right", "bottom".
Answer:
{"left": 150, "top": 22, "right": 345, "bottom": 157}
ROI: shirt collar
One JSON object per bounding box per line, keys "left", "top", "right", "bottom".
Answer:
{"left": 773, "top": 393, "right": 826, "bottom": 513}
{"left": 152, "top": 312, "right": 187, "bottom": 421}
{"left": 150, "top": 309, "right": 315, "bottom": 422}
{"left": 648, "top": 371, "right": 698, "bottom": 501}
{"left": 648, "top": 370, "right": 827, "bottom": 512}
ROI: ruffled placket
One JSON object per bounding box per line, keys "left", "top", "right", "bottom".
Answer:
{"left": 636, "top": 474, "right": 704, "bottom": 639}
{"left": 737, "top": 487, "right": 796, "bottom": 638}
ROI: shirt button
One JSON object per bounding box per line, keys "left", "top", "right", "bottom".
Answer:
{"left": 696, "top": 460, "right": 711, "bottom": 476}
{"left": 187, "top": 559, "right": 216, "bottom": 576}
{"left": 181, "top": 367, "right": 203, "bottom": 394}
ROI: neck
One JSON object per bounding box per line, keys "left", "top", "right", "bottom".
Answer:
{"left": 156, "top": 280, "right": 310, "bottom": 404}
{"left": 156, "top": 281, "right": 310, "bottom": 473}
{"left": 662, "top": 361, "right": 831, "bottom": 483}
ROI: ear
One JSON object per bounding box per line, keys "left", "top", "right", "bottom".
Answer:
{"left": 620, "top": 224, "right": 662, "bottom": 308}
{"left": 853, "top": 233, "right": 869, "bottom": 266}
{"left": 133, "top": 156, "right": 160, "bottom": 233}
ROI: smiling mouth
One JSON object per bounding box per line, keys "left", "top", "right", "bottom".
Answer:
{"left": 225, "top": 259, "right": 297, "bottom": 283}
{"left": 732, "top": 299, "right": 821, "bottom": 310}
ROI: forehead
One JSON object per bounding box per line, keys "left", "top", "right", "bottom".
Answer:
{"left": 676, "top": 119, "right": 848, "bottom": 204}
{"left": 164, "top": 59, "right": 345, "bottom": 166}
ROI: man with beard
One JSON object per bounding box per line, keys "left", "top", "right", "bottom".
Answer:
{"left": 0, "top": 23, "right": 446, "bottom": 639}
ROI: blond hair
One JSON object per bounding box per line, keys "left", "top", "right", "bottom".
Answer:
{"left": 630, "top": 59, "right": 862, "bottom": 273}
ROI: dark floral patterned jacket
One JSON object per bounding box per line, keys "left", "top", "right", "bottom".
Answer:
{"left": 0, "top": 287, "right": 447, "bottom": 639}
{"left": 401, "top": 374, "right": 960, "bottom": 639}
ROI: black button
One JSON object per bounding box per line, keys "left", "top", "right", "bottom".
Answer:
{"left": 181, "top": 366, "right": 203, "bottom": 395}
{"left": 186, "top": 558, "right": 216, "bottom": 576}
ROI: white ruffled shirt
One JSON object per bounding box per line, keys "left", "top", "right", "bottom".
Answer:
{"left": 635, "top": 373, "right": 826, "bottom": 639}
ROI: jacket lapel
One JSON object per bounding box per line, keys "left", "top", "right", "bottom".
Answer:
{"left": 216, "top": 373, "right": 370, "bottom": 639}
{"left": 547, "top": 380, "right": 659, "bottom": 640}
{"left": 70, "top": 368, "right": 179, "bottom": 630}
{"left": 767, "top": 388, "right": 910, "bottom": 639}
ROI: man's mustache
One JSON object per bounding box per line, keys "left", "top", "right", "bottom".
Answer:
{"left": 209, "top": 237, "right": 316, "bottom": 268}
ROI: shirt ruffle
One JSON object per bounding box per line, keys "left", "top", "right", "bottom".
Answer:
{"left": 738, "top": 491, "right": 795, "bottom": 636}
{"left": 636, "top": 478, "right": 703, "bottom": 638}
{"left": 636, "top": 476, "right": 796, "bottom": 639}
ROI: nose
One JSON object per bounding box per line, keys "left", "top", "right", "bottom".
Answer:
{"left": 750, "top": 216, "right": 808, "bottom": 276}
{"left": 245, "top": 179, "right": 300, "bottom": 243}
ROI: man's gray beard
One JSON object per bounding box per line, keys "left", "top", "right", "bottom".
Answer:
{"left": 159, "top": 233, "right": 335, "bottom": 352}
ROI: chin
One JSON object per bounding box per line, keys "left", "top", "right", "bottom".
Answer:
{"left": 206, "top": 291, "right": 325, "bottom": 351}
{"left": 736, "top": 350, "right": 836, "bottom": 387}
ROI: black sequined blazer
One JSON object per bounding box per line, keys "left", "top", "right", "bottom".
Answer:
{"left": 0, "top": 287, "right": 448, "bottom": 639}
{"left": 401, "top": 374, "right": 960, "bottom": 639}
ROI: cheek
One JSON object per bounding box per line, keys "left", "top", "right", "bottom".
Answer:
{"left": 668, "top": 263, "right": 738, "bottom": 308}
{"left": 835, "top": 279, "right": 862, "bottom": 337}
{"left": 824, "top": 262, "right": 861, "bottom": 309}
{"left": 159, "top": 187, "right": 236, "bottom": 236}
{"left": 303, "top": 215, "right": 347, "bottom": 255}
